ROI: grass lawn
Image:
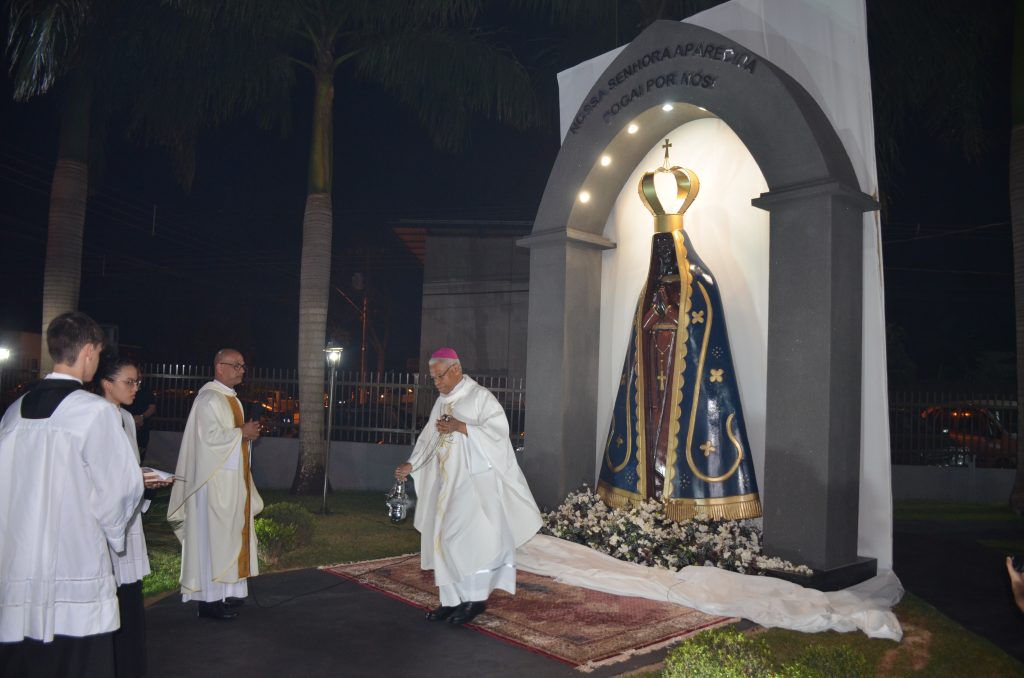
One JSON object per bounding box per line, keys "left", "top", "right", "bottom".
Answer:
{"left": 624, "top": 590, "right": 1024, "bottom": 677}
{"left": 143, "top": 494, "right": 1024, "bottom": 676}
{"left": 141, "top": 488, "right": 419, "bottom": 597}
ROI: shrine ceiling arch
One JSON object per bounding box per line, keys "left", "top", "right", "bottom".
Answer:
{"left": 530, "top": 19, "right": 864, "bottom": 241}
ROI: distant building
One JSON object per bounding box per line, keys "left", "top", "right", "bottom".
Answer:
{"left": 393, "top": 219, "right": 530, "bottom": 379}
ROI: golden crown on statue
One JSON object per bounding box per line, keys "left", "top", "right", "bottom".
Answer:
{"left": 638, "top": 138, "right": 700, "bottom": 233}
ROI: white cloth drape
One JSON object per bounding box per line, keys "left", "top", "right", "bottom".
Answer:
{"left": 518, "top": 534, "right": 903, "bottom": 641}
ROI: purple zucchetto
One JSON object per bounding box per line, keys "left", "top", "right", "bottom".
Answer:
{"left": 431, "top": 347, "right": 459, "bottom": 360}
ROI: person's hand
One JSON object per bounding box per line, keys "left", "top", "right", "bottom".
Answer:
{"left": 133, "top": 414, "right": 145, "bottom": 427}
{"left": 395, "top": 462, "right": 412, "bottom": 481}
{"left": 436, "top": 415, "right": 466, "bottom": 436}
{"left": 242, "top": 420, "right": 261, "bottom": 442}
{"left": 142, "top": 471, "right": 173, "bottom": 489}
{"left": 1007, "top": 557, "right": 1024, "bottom": 613}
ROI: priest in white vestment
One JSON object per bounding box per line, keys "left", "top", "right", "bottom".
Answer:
{"left": 168, "top": 349, "right": 263, "bottom": 620}
{"left": 395, "top": 348, "right": 542, "bottom": 626}
{"left": 0, "top": 312, "right": 143, "bottom": 678}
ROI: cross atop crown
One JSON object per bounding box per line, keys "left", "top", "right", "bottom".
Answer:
{"left": 638, "top": 139, "right": 700, "bottom": 233}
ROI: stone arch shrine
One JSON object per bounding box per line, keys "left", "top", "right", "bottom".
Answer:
{"left": 519, "top": 16, "right": 888, "bottom": 588}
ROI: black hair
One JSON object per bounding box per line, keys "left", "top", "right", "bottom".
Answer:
{"left": 90, "top": 352, "right": 139, "bottom": 396}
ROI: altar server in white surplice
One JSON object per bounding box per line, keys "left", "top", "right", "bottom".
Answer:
{"left": 0, "top": 312, "right": 144, "bottom": 678}
{"left": 395, "top": 348, "right": 541, "bottom": 626}
{"left": 93, "top": 353, "right": 173, "bottom": 678}
{"left": 168, "top": 348, "right": 263, "bottom": 621}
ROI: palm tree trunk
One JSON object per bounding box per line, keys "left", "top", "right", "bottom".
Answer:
{"left": 40, "top": 78, "right": 91, "bottom": 373}
{"left": 292, "top": 59, "right": 335, "bottom": 494}
{"left": 293, "top": 192, "right": 333, "bottom": 493}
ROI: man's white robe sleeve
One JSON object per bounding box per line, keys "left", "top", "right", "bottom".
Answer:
{"left": 84, "top": 404, "right": 144, "bottom": 553}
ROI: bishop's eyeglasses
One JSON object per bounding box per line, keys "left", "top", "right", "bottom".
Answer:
{"left": 430, "top": 363, "right": 456, "bottom": 382}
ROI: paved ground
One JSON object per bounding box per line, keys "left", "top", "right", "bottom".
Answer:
{"left": 145, "top": 568, "right": 657, "bottom": 678}
{"left": 143, "top": 511, "right": 1024, "bottom": 677}
{"left": 893, "top": 514, "right": 1024, "bottom": 663}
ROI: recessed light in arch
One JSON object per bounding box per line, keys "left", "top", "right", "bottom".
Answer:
{"left": 627, "top": 123, "right": 639, "bottom": 134}
{"left": 600, "top": 155, "right": 612, "bottom": 167}
{"left": 662, "top": 103, "right": 674, "bottom": 112}
{"left": 578, "top": 190, "right": 591, "bottom": 203}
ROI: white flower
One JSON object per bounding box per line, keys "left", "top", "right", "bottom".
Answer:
{"left": 544, "top": 487, "right": 810, "bottom": 577}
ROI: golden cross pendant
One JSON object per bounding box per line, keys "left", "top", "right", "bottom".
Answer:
{"left": 657, "top": 368, "right": 667, "bottom": 391}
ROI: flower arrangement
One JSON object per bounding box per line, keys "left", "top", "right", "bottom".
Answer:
{"left": 541, "top": 487, "right": 812, "bottom": 576}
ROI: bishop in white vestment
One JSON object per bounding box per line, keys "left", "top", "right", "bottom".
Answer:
{"left": 396, "top": 348, "right": 541, "bottom": 625}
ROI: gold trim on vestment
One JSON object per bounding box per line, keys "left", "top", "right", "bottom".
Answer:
{"left": 228, "top": 396, "right": 252, "bottom": 578}
{"left": 634, "top": 298, "right": 647, "bottom": 493}
{"left": 599, "top": 481, "right": 761, "bottom": 521}
{"left": 681, "top": 281, "right": 740, "bottom": 484}
{"left": 663, "top": 230, "right": 692, "bottom": 500}
{"left": 605, "top": 325, "right": 636, "bottom": 475}
{"left": 665, "top": 493, "right": 762, "bottom": 522}
{"left": 597, "top": 479, "right": 644, "bottom": 507}
{"left": 433, "top": 404, "right": 455, "bottom": 556}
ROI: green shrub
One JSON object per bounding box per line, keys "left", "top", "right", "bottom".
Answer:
{"left": 259, "top": 502, "right": 315, "bottom": 546}
{"left": 663, "top": 628, "right": 778, "bottom": 677}
{"left": 255, "top": 517, "right": 298, "bottom": 566}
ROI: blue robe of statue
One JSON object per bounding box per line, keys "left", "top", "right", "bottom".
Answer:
{"left": 597, "top": 227, "right": 762, "bottom": 522}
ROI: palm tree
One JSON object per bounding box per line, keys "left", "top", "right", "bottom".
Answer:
{"left": 7, "top": 1, "right": 96, "bottom": 373}
{"left": 6, "top": 0, "right": 283, "bottom": 371}
{"left": 172, "top": 1, "right": 555, "bottom": 494}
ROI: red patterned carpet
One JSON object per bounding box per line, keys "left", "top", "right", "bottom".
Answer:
{"left": 324, "top": 554, "right": 735, "bottom": 670}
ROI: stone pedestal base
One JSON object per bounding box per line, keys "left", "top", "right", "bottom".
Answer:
{"left": 765, "top": 556, "right": 877, "bottom": 592}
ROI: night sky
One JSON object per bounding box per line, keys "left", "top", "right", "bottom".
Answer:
{"left": 0, "top": 1, "right": 1015, "bottom": 386}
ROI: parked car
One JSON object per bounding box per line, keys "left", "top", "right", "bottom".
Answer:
{"left": 918, "top": 404, "right": 1017, "bottom": 468}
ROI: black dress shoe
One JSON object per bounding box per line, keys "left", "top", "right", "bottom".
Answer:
{"left": 425, "top": 605, "right": 458, "bottom": 621}
{"left": 448, "top": 601, "right": 486, "bottom": 626}
{"left": 223, "top": 597, "right": 245, "bottom": 608}
{"left": 197, "top": 601, "right": 239, "bottom": 620}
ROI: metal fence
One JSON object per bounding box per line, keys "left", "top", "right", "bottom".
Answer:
{"left": 139, "top": 364, "right": 526, "bottom": 448}
{"left": 3, "top": 361, "right": 1016, "bottom": 468}
{"left": 888, "top": 391, "right": 1018, "bottom": 468}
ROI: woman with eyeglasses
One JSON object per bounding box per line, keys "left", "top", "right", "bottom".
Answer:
{"left": 92, "top": 354, "right": 172, "bottom": 678}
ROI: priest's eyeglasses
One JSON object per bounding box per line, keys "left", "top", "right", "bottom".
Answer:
{"left": 219, "top": 362, "right": 246, "bottom": 371}
{"left": 430, "top": 364, "right": 456, "bottom": 382}
{"left": 117, "top": 379, "right": 142, "bottom": 389}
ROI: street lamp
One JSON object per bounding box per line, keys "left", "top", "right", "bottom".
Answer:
{"left": 321, "top": 341, "right": 344, "bottom": 515}
{"left": 0, "top": 347, "right": 10, "bottom": 410}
